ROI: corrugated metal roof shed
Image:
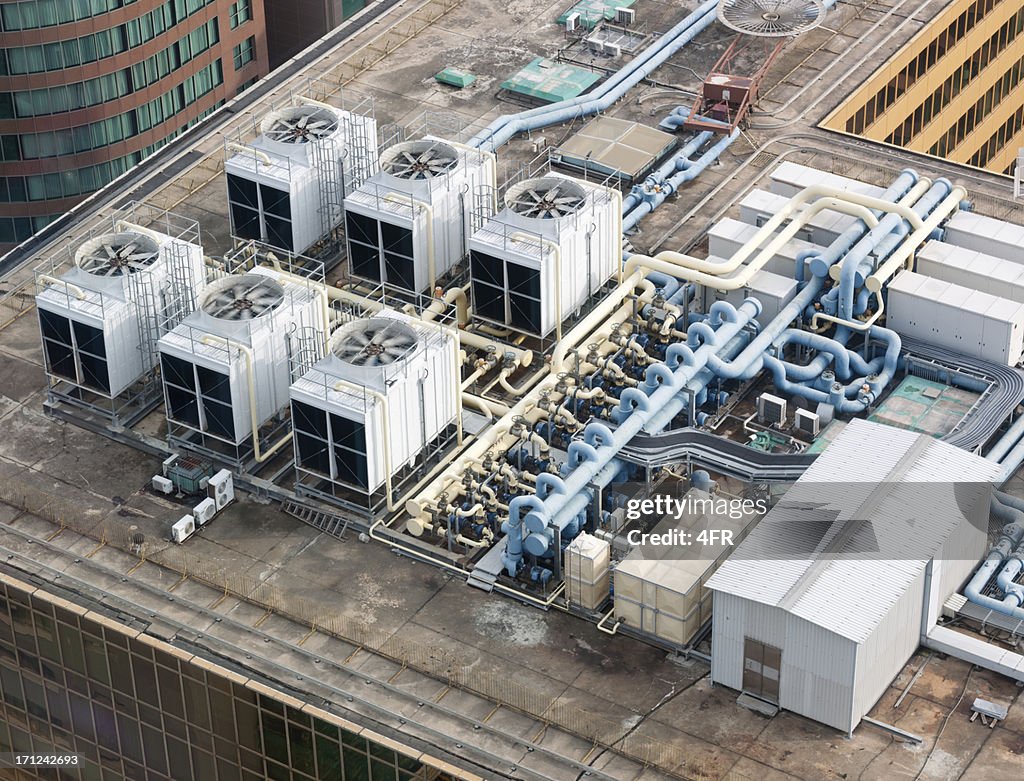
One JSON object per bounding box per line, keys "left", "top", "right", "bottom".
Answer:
{"left": 500, "top": 58, "right": 601, "bottom": 104}
{"left": 706, "top": 419, "right": 1000, "bottom": 643}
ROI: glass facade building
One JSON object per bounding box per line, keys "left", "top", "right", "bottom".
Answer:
{"left": 0, "top": 0, "right": 270, "bottom": 251}
{"left": 823, "top": 0, "right": 1024, "bottom": 175}
{"left": 0, "top": 575, "right": 450, "bottom": 780}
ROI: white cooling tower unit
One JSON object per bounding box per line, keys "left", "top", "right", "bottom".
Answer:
{"left": 158, "top": 268, "right": 326, "bottom": 446}
{"left": 469, "top": 173, "right": 618, "bottom": 336}
{"left": 343, "top": 137, "right": 496, "bottom": 292}
{"left": 36, "top": 229, "right": 205, "bottom": 397}
{"left": 290, "top": 310, "right": 457, "bottom": 492}
{"left": 225, "top": 102, "right": 378, "bottom": 254}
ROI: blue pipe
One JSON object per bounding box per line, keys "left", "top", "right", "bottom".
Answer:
{"left": 837, "top": 179, "right": 953, "bottom": 319}
{"left": 469, "top": 0, "right": 721, "bottom": 151}
{"left": 964, "top": 495, "right": 1024, "bottom": 618}
{"left": 623, "top": 129, "right": 739, "bottom": 232}
{"left": 807, "top": 169, "right": 919, "bottom": 280}
{"left": 502, "top": 299, "right": 761, "bottom": 570}
{"left": 988, "top": 412, "right": 1024, "bottom": 463}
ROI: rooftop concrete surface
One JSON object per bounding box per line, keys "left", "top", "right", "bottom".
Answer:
{"left": 4, "top": 0, "right": 1024, "bottom": 777}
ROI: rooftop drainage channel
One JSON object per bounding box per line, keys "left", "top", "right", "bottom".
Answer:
{"left": 0, "top": 528, "right": 631, "bottom": 781}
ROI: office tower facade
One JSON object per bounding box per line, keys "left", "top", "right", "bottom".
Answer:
{"left": 0, "top": 0, "right": 270, "bottom": 251}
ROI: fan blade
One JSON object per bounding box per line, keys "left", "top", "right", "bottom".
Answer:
{"left": 104, "top": 244, "right": 117, "bottom": 259}
{"left": 297, "top": 115, "right": 310, "bottom": 129}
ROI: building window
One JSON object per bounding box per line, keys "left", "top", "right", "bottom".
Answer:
{"left": 233, "top": 36, "right": 256, "bottom": 71}
{"left": 229, "top": 0, "right": 252, "bottom": 28}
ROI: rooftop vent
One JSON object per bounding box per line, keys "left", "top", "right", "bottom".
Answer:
{"left": 380, "top": 140, "right": 459, "bottom": 180}
{"left": 75, "top": 232, "right": 160, "bottom": 277}
{"left": 200, "top": 274, "right": 285, "bottom": 321}
{"left": 717, "top": 0, "right": 824, "bottom": 36}
{"left": 506, "top": 177, "right": 586, "bottom": 219}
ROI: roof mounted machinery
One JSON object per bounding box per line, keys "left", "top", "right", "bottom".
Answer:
{"left": 35, "top": 224, "right": 205, "bottom": 399}
{"left": 225, "top": 98, "right": 378, "bottom": 255}
{"left": 469, "top": 172, "right": 619, "bottom": 336}
{"left": 289, "top": 310, "right": 457, "bottom": 508}
{"left": 157, "top": 267, "right": 327, "bottom": 454}
{"left": 343, "top": 137, "right": 497, "bottom": 292}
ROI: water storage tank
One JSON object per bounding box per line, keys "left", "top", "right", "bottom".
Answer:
{"left": 35, "top": 227, "right": 205, "bottom": 398}
{"left": 224, "top": 99, "right": 378, "bottom": 254}
{"left": 469, "top": 173, "right": 619, "bottom": 336}
{"left": 343, "top": 137, "right": 497, "bottom": 292}
{"left": 289, "top": 310, "right": 457, "bottom": 498}
{"left": 157, "top": 267, "right": 326, "bottom": 450}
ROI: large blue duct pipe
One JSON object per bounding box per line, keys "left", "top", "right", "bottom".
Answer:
{"left": 988, "top": 412, "right": 1024, "bottom": 463}
{"left": 501, "top": 299, "right": 761, "bottom": 574}
{"left": 807, "top": 169, "right": 919, "bottom": 281}
{"left": 835, "top": 179, "right": 953, "bottom": 319}
{"left": 623, "top": 130, "right": 739, "bottom": 232}
{"left": 468, "top": 0, "right": 721, "bottom": 151}
{"left": 963, "top": 495, "right": 1024, "bottom": 619}
{"left": 622, "top": 119, "right": 715, "bottom": 214}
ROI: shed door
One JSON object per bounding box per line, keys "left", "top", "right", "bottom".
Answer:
{"left": 742, "top": 637, "right": 781, "bottom": 703}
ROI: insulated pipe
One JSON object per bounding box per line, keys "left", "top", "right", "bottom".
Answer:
{"left": 225, "top": 141, "right": 273, "bottom": 166}
{"left": 805, "top": 170, "right": 921, "bottom": 281}
{"left": 469, "top": 0, "right": 721, "bottom": 151}
{"left": 506, "top": 300, "right": 761, "bottom": 565}
{"left": 834, "top": 178, "right": 946, "bottom": 319}
{"left": 38, "top": 275, "right": 85, "bottom": 300}
{"left": 623, "top": 130, "right": 739, "bottom": 232}
{"left": 199, "top": 335, "right": 292, "bottom": 463}
{"left": 867, "top": 187, "right": 968, "bottom": 293}
{"left": 627, "top": 197, "right": 880, "bottom": 290}
{"left": 987, "top": 411, "right": 1024, "bottom": 463}
{"left": 963, "top": 496, "right": 1024, "bottom": 618}
{"left": 622, "top": 124, "right": 714, "bottom": 213}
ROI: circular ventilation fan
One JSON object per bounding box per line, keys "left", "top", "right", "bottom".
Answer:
{"left": 76, "top": 232, "right": 160, "bottom": 277}
{"left": 333, "top": 318, "right": 418, "bottom": 367}
{"left": 201, "top": 274, "right": 285, "bottom": 321}
{"left": 381, "top": 140, "right": 459, "bottom": 180}
{"left": 261, "top": 106, "right": 340, "bottom": 145}
{"left": 506, "top": 177, "right": 586, "bottom": 219}
{"left": 717, "top": 0, "right": 824, "bottom": 36}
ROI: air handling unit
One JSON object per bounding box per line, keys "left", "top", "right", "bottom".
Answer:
{"left": 469, "top": 172, "right": 619, "bottom": 337}
{"left": 289, "top": 310, "right": 458, "bottom": 514}
{"left": 34, "top": 212, "right": 205, "bottom": 424}
{"left": 225, "top": 96, "right": 378, "bottom": 256}
{"left": 157, "top": 267, "right": 327, "bottom": 464}
{"left": 343, "top": 137, "right": 496, "bottom": 292}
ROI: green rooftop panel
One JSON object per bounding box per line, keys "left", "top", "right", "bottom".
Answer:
{"left": 558, "top": 0, "right": 635, "bottom": 29}
{"left": 501, "top": 58, "right": 601, "bottom": 104}
{"left": 435, "top": 67, "right": 476, "bottom": 88}
{"left": 868, "top": 375, "right": 979, "bottom": 438}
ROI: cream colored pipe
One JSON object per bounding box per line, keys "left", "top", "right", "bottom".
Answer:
{"left": 405, "top": 291, "right": 643, "bottom": 519}
{"left": 658, "top": 184, "right": 923, "bottom": 277}
{"left": 200, "top": 336, "right": 291, "bottom": 463}
{"left": 384, "top": 193, "right": 435, "bottom": 291}
{"left": 511, "top": 232, "right": 561, "bottom": 341}
{"left": 810, "top": 294, "right": 885, "bottom": 332}
{"left": 826, "top": 177, "right": 933, "bottom": 281}
{"left": 866, "top": 187, "right": 967, "bottom": 293}
{"left": 296, "top": 95, "right": 335, "bottom": 111}
{"left": 113, "top": 219, "right": 165, "bottom": 243}
{"left": 225, "top": 141, "right": 272, "bottom": 166}
{"left": 445, "top": 139, "right": 500, "bottom": 213}
{"left": 463, "top": 393, "right": 501, "bottom": 420}
{"left": 38, "top": 275, "right": 85, "bottom": 300}
{"left": 623, "top": 197, "right": 877, "bottom": 291}
{"left": 422, "top": 285, "right": 471, "bottom": 327}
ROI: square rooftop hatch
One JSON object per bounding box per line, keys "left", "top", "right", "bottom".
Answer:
{"left": 554, "top": 116, "right": 677, "bottom": 182}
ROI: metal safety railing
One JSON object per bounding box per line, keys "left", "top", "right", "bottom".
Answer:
{"left": 0, "top": 475, "right": 754, "bottom": 781}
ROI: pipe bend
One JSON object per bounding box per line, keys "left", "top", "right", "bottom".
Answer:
{"left": 535, "top": 472, "right": 567, "bottom": 498}
{"left": 619, "top": 387, "right": 651, "bottom": 414}
{"left": 508, "top": 495, "right": 545, "bottom": 527}
{"left": 584, "top": 422, "right": 615, "bottom": 448}
{"left": 666, "top": 342, "right": 697, "bottom": 369}
{"left": 708, "top": 300, "right": 739, "bottom": 325}
{"left": 687, "top": 321, "right": 718, "bottom": 348}
{"left": 568, "top": 440, "right": 601, "bottom": 466}
{"left": 644, "top": 362, "right": 678, "bottom": 389}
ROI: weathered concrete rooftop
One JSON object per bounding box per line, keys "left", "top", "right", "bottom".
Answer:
{"left": 4, "top": 0, "right": 1024, "bottom": 778}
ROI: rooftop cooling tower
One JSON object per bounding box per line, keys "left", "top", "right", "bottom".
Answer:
{"left": 344, "top": 136, "right": 496, "bottom": 292}
{"left": 225, "top": 100, "right": 378, "bottom": 255}
{"left": 36, "top": 227, "right": 205, "bottom": 398}
{"left": 158, "top": 267, "right": 326, "bottom": 450}
{"left": 290, "top": 310, "right": 457, "bottom": 496}
{"left": 469, "top": 173, "right": 618, "bottom": 336}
